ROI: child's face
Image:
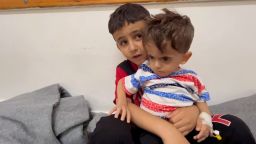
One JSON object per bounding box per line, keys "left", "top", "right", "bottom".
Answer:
{"left": 113, "top": 21, "right": 147, "bottom": 66}
{"left": 146, "top": 41, "right": 191, "bottom": 77}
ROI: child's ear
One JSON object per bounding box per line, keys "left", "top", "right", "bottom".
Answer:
{"left": 181, "top": 51, "right": 192, "bottom": 64}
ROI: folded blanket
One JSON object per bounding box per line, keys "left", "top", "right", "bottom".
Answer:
{"left": 0, "top": 84, "right": 90, "bottom": 144}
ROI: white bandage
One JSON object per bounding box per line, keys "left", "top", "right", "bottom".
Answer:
{"left": 199, "top": 112, "right": 213, "bottom": 128}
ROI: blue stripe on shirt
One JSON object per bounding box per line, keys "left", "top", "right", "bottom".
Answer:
{"left": 170, "top": 69, "right": 197, "bottom": 76}
{"left": 131, "top": 74, "right": 140, "bottom": 89}
{"left": 144, "top": 88, "right": 193, "bottom": 102}
{"left": 199, "top": 92, "right": 210, "bottom": 101}
{"left": 140, "top": 75, "right": 159, "bottom": 84}
{"left": 140, "top": 63, "right": 154, "bottom": 73}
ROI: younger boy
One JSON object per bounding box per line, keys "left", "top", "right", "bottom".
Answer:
{"left": 115, "top": 8, "right": 213, "bottom": 143}
{"left": 89, "top": 3, "right": 256, "bottom": 144}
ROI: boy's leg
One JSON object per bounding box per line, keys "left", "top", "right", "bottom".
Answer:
{"left": 89, "top": 115, "right": 135, "bottom": 144}
{"left": 186, "top": 114, "right": 256, "bottom": 144}
{"left": 130, "top": 125, "right": 163, "bottom": 144}
{"left": 138, "top": 129, "right": 163, "bottom": 144}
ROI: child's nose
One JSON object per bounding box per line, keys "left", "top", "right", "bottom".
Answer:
{"left": 128, "top": 41, "right": 138, "bottom": 52}
{"left": 154, "top": 61, "right": 161, "bottom": 69}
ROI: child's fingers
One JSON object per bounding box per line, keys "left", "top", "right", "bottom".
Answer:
{"left": 196, "top": 119, "right": 202, "bottom": 131}
{"left": 172, "top": 118, "right": 184, "bottom": 129}
{"left": 197, "top": 135, "right": 207, "bottom": 143}
{"left": 195, "top": 126, "right": 210, "bottom": 142}
{"left": 120, "top": 106, "right": 127, "bottom": 121}
{"left": 197, "top": 131, "right": 208, "bottom": 142}
{"left": 108, "top": 107, "right": 117, "bottom": 115}
{"left": 193, "top": 128, "right": 204, "bottom": 140}
{"left": 126, "top": 109, "right": 131, "bottom": 123}
{"left": 193, "top": 120, "right": 201, "bottom": 140}
{"left": 177, "top": 126, "right": 190, "bottom": 136}
{"left": 114, "top": 107, "right": 121, "bottom": 118}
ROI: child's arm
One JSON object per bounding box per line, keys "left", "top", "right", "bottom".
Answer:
{"left": 109, "top": 78, "right": 131, "bottom": 123}
{"left": 111, "top": 68, "right": 143, "bottom": 122}
{"left": 194, "top": 102, "right": 212, "bottom": 142}
{"left": 196, "top": 102, "right": 211, "bottom": 115}
{"left": 128, "top": 103, "right": 189, "bottom": 144}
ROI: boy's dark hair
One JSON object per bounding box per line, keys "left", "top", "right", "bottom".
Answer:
{"left": 144, "top": 8, "right": 194, "bottom": 53}
{"left": 108, "top": 3, "right": 150, "bottom": 34}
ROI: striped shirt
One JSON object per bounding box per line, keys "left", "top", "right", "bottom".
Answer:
{"left": 123, "top": 61, "right": 210, "bottom": 118}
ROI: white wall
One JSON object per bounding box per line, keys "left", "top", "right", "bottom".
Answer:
{"left": 0, "top": 1, "right": 256, "bottom": 112}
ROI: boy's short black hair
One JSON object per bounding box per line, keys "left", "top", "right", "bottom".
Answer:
{"left": 144, "top": 8, "right": 194, "bottom": 53}
{"left": 108, "top": 3, "right": 150, "bottom": 34}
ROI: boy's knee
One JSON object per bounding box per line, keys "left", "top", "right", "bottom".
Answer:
{"left": 213, "top": 114, "right": 255, "bottom": 144}
{"left": 89, "top": 115, "right": 134, "bottom": 144}
{"left": 222, "top": 114, "right": 249, "bottom": 131}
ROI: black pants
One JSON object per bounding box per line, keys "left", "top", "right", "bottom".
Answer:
{"left": 89, "top": 114, "right": 255, "bottom": 144}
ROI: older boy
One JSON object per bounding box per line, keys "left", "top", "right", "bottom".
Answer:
{"left": 89, "top": 3, "right": 256, "bottom": 144}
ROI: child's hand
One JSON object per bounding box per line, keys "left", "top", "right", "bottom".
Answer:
{"left": 109, "top": 100, "right": 131, "bottom": 123}
{"left": 193, "top": 118, "right": 212, "bottom": 142}
{"left": 167, "top": 105, "right": 198, "bottom": 136}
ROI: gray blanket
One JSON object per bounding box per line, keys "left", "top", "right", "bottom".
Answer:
{"left": 0, "top": 84, "right": 90, "bottom": 144}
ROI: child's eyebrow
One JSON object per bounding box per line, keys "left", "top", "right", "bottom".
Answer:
{"left": 131, "top": 30, "right": 142, "bottom": 35}
{"left": 161, "top": 55, "right": 174, "bottom": 59}
{"left": 115, "top": 36, "right": 125, "bottom": 42}
{"left": 161, "top": 56, "right": 172, "bottom": 58}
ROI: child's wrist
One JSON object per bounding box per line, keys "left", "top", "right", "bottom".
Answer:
{"left": 199, "top": 112, "right": 213, "bottom": 128}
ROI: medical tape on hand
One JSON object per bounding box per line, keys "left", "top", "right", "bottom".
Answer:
{"left": 199, "top": 112, "right": 213, "bottom": 128}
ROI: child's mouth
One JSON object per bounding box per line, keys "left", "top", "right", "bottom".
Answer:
{"left": 133, "top": 54, "right": 141, "bottom": 59}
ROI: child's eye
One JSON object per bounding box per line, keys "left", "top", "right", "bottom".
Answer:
{"left": 148, "top": 55, "right": 154, "bottom": 60}
{"left": 118, "top": 40, "right": 128, "bottom": 47}
{"left": 134, "top": 33, "right": 143, "bottom": 41}
{"left": 162, "top": 57, "right": 171, "bottom": 62}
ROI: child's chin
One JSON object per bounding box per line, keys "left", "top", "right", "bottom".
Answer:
{"left": 156, "top": 73, "right": 168, "bottom": 77}
{"left": 131, "top": 59, "right": 144, "bottom": 66}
